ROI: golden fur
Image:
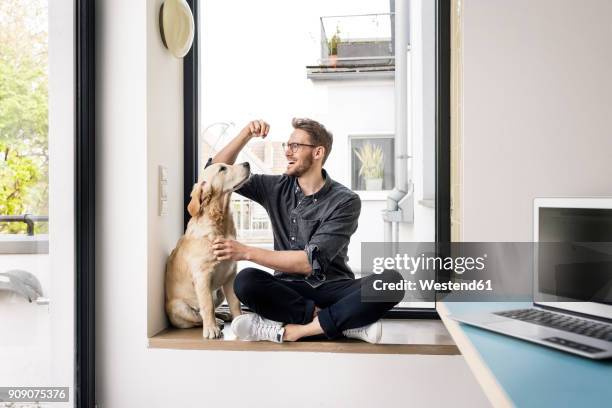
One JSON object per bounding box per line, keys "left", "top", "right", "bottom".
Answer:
{"left": 165, "top": 162, "right": 249, "bottom": 339}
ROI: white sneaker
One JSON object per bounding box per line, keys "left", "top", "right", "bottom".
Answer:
{"left": 342, "top": 321, "right": 383, "bottom": 344}
{"left": 231, "top": 313, "right": 285, "bottom": 343}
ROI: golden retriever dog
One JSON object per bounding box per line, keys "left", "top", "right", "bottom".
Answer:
{"left": 165, "top": 162, "right": 250, "bottom": 339}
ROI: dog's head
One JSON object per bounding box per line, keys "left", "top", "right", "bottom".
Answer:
{"left": 187, "top": 162, "right": 251, "bottom": 219}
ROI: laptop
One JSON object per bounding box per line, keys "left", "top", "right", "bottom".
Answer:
{"left": 451, "top": 198, "right": 612, "bottom": 359}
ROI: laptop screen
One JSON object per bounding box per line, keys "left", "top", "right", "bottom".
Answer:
{"left": 538, "top": 207, "right": 612, "bottom": 305}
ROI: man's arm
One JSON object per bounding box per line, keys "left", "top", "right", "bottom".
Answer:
{"left": 212, "top": 238, "right": 312, "bottom": 275}
{"left": 247, "top": 247, "right": 312, "bottom": 275}
{"left": 212, "top": 120, "right": 269, "bottom": 165}
{"left": 212, "top": 196, "right": 361, "bottom": 275}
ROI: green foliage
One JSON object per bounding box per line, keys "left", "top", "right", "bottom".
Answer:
{"left": 0, "top": 142, "right": 42, "bottom": 233}
{"left": 0, "top": 0, "right": 49, "bottom": 234}
{"left": 354, "top": 142, "right": 384, "bottom": 179}
{"left": 328, "top": 27, "right": 341, "bottom": 56}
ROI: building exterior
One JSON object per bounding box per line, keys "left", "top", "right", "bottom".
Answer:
{"left": 200, "top": 2, "right": 436, "bottom": 273}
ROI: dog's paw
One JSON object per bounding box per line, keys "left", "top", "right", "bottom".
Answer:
{"left": 202, "top": 324, "right": 222, "bottom": 339}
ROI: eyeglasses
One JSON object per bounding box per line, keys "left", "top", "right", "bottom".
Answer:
{"left": 282, "top": 142, "right": 317, "bottom": 153}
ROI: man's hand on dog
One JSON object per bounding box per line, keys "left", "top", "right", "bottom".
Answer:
{"left": 212, "top": 238, "right": 250, "bottom": 261}
{"left": 241, "top": 119, "right": 270, "bottom": 139}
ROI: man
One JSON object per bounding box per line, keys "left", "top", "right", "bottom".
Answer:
{"left": 209, "top": 118, "right": 403, "bottom": 343}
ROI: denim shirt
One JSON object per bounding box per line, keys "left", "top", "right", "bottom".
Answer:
{"left": 205, "top": 158, "right": 361, "bottom": 288}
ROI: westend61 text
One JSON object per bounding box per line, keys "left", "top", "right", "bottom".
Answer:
{"left": 373, "top": 279, "right": 493, "bottom": 292}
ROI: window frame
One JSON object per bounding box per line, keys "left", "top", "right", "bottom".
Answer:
{"left": 183, "top": 0, "right": 200, "bottom": 227}
{"left": 76, "top": 0, "right": 96, "bottom": 404}
{"left": 183, "top": 0, "right": 450, "bottom": 319}
{"left": 348, "top": 133, "right": 396, "bottom": 198}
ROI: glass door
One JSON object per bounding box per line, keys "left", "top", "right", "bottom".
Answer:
{"left": 0, "top": 0, "right": 78, "bottom": 405}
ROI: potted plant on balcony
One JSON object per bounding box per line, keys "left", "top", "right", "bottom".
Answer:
{"left": 355, "top": 142, "right": 384, "bottom": 190}
{"left": 327, "top": 27, "right": 341, "bottom": 67}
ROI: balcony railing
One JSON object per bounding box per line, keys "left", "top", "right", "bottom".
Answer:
{"left": 0, "top": 215, "right": 49, "bottom": 236}
{"left": 318, "top": 13, "right": 396, "bottom": 68}
{"left": 0, "top": 215, "right": 49, "bottom": 254}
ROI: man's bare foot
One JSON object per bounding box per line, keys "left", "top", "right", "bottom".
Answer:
{"left": 283, "top": 316, "right": 324, "bottom": 342}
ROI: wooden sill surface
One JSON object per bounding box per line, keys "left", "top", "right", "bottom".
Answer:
{"left": 149, "top": 320, "right": 460, "bottom": 355}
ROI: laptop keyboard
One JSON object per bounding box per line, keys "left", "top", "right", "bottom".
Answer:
{"left": 495, "top": 308, "right": 612, "bottom": 342}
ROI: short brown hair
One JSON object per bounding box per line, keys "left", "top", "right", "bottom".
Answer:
{"left": 291, "top": 117, "right": 333, "bottom": 164}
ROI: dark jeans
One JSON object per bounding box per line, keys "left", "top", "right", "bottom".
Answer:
{"left": 233, "top": 267, "right": 404, "bottom": 339}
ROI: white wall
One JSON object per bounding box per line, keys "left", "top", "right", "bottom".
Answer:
{"left": 95, "top": 1, "right": 488, "bottom": 407}
{"left": 95, "top": 0, "right": 148, "bottom": 403}
{"left": 146, "top": 0, "right": 185, "bottom": 337}
{"left": 461, "top": 0, "right": 612, "bottom": 241}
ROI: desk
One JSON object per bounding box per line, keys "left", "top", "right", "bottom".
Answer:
{"left": 438, "top": 302, "right": 612, "bottom": 408}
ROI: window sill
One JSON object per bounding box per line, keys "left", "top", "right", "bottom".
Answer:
{"left": 148, "top": 319, "right": 459, "bottom": 355}
{"left": 306, "top": 64, "right": 395, "bottom": 81}
{"left": 307, "top": 70, "right": 395, "bottom": 81}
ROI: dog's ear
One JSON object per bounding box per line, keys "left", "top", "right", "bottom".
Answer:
{"left": 203, "top": 184, "right": 227, "bottom": 225}
{"left": 187, "top": 182, "right": 203, "bottom": 217}
{"left": 201, "top": 181, "right": 214, "bottom": 205}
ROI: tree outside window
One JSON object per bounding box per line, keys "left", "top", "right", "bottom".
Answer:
{"left": 0, "top": 0, "right": 49, "bottom": 234}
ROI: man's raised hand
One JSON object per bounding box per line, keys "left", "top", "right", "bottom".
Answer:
{"left": 244, "top": 119, "right": 270, "bottom": 139}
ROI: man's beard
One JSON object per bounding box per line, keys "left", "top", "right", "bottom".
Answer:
{"left": 285, "top": 154, "right": 313, "bottom": 177}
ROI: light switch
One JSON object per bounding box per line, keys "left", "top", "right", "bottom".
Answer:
{"left": 159, "top": 165, "right": 168, "bottom": 181}
{"left": 159, "top": 165, "right": 168, "bottom": 216}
